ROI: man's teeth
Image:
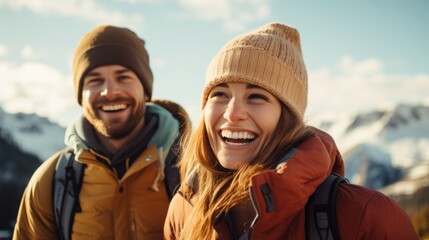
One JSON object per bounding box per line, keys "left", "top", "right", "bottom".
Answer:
{"left": 102, "top": 104, "right": 127, "bottom": 111}
{"left": 221, "top": 130, "right": 255, "bottom": 140}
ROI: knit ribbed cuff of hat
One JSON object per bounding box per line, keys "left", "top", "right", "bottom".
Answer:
{"left": 74, "top": 43, "right": 152, "bottom": 104}
{"left": 202, "top": 46, "right": 307, "bottom": 119}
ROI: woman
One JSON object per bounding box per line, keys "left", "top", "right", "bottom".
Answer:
{"left": 164, "top": 23, "right": 418, "bottom": 239}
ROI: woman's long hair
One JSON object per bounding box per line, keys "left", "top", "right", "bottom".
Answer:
{"left": 178, "top": 104, "right": 311, "bottom": 239}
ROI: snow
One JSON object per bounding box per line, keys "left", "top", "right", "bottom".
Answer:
{"left": 313, "top": 103, "right": 429, "bottom": 166}
{"left": 383, "top": 180, "right": 421, "bottom": 196}
{"left": 310, "top": 103, "right": 429, "bottom": 188}
{"left": 408, "top": 164, "right": 429, "bottom": 180}
{"left": 0, "top": 107, "right": 65, "bottom": 161}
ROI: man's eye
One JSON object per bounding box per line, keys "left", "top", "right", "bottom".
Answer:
{"left": 86, "top": 78, "right": 103, "bottom": 85}
{"left": 117, "top": 75, "right": 130, "bottom": 81}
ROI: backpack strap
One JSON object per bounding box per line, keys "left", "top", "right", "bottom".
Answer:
{"left": 52, "top": 149, "right": 86, "bottom": 240}
{"left": 164, "top": 136, "right": 181, "bottom": 200}
{"left": 305, "top": 173, "right": 348, "bottom": 240}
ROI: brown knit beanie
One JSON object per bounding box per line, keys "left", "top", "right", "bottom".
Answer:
{"left": 202, "top": 22, "right": 308, "bottom": 119}
{"left": 73, "top": 25, "right": 153, "bottom": 105}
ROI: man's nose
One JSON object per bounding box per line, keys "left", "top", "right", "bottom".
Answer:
{"left": 100, "top": 79, "right": 120, "bottom": 99}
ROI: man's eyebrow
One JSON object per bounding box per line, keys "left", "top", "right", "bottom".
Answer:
{"left": 115, "top": 68, "right": 132, "bottom": 74}
{"left": 85, "top": 68, "right": 132, "bottom": 77}
{"left": 86, "top": 71, "right": 101, "bottom": 77}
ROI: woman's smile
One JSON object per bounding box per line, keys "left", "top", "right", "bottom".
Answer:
{"left": 220, "top": 129, "right": 256, "bottom": 146}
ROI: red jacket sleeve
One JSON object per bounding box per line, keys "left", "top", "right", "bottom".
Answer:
{"left": 337, "top": 184, "right": 418, "bottom": 240}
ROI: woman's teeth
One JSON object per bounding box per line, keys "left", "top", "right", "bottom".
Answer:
{"left": 221, "top": 130, "right": 255, "bottom": 145}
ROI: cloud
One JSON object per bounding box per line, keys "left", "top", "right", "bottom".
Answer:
{"left": 114, "top": 0, "right": 165, "bottom": 3}
{"left": 0, "top": 43, "right": 8, "bottom": 57}
{"left": 1, "top": 56, "right": 427, "bottom": 129}
{"left": 0, "top": 0, "right": 144, "bottom": 28}
{"left": 0, "top": 61, "right": 80, "bottom": 126}
{"left": 21, "top": 46, "right": 39, "bottom": 60}
{"left": 338, "top": 56, "right": 383, "bottom": 75}
{"left": 177, "top": 0, "right": 270, "bottom": 32}
{"left": 306, "top": 56, "right": 429, "bottom": 120}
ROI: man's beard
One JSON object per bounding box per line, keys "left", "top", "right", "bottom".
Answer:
{"left": 84, "top": 97, "right": 146, "bottom": 139}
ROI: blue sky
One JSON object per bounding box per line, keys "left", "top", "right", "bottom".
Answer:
{"left": 0, "top": 0, "right": 428, "bottom": 127}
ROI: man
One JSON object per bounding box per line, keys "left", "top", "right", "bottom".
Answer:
{"left": 13, "top": 25, "right": 190, "bottom": 240}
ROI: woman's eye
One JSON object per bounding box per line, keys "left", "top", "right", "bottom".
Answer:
{"left": 209, "top": 91, "right": 227, "bottom": 98}
{"left": 249, "top": 93, "right": 268, "bottom": 101}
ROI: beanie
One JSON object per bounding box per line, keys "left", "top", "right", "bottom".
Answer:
{"left": 72, "top": 25, "right": 153, "bottom": 105}
{"left": 202, "top": 22, "right": 308, "bottom": 119}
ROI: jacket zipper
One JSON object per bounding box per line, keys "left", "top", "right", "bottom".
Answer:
{"left": 247, "top": 187, "right": 261, "bottom": 240}
{"left": 131, "top": 212, "right": 137, "bottom": 240}
{"left": 82, "top": 150, "right": 119, "bottom": 180}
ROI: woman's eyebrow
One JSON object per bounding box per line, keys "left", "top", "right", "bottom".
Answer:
{"left": 246, "top": 84, "right": 262, "bottom": 89}
{"left": 215, "top": 83, "right": 229, "bottom": 88}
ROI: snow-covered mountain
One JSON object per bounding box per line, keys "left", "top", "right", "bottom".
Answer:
{"left": 310, "top": 103, "right": 429, "bottom": 189}
{"left": 1, "top": 103, "right": 428, "bottom": 188}
{"left": 0, "top": 107, "right": 67, "bottom": 233}
{"left": 2, "top": 104, "right": 427, "bottom": 237}
{"left": 0, "top": 107, "right": 65, "bottom": 161}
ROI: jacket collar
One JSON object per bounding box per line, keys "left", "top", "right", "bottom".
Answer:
{"left": 214, "top": 128, "right": 345, "bottom": 239}
{"left": 64, "top": 102, "right": 179, "bottom": 162}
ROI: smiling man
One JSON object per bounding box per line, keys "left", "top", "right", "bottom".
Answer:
{"left": 13, "top": 25, "right": 190, "bottom": 240}
{"left": 82, "top": 65, "right": 148, "bottom": 152}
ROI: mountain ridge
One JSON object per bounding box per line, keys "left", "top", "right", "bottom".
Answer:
{"left": 1, "top": 103, "right": 428, "bottom": 187}
{"left": 311, "top": 103, "right": 429, "bottom": 167}
{"left": 0, "top": 103, "right": 428, "bottom": 237}
{"left": 0, "top": 107, "right": 65, "bottom": 161}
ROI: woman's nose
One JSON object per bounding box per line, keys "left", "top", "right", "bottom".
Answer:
{"left": 223, "top": 98, "right": 247, "bottom": 122}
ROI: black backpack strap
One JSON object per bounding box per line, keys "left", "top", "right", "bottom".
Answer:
{"left": 52, "top": 149, "right": 86, "bottom": 240}
{"left": 164, "top": 136, "right": 181, "bottom": 200}
{"left": 305, "top": 173, "right": 348, "bottom": 240}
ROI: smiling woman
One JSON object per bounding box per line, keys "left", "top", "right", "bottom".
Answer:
{"left": 163, "top": 22, "right": 418, "bottom": 240}
{"left": 204, "top": 82, "right": 282, "bottom": 169}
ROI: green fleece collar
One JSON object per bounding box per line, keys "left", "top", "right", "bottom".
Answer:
{"left": 64, "top": 102, "right": 179, "bottom": 157}
{"left": 146, "top": 102, "right": 179, "bottom": 149}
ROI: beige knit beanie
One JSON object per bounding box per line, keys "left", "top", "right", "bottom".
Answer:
{"left": 73, "top": 25, "right": 153, "bottom": 105}
{"left": 202, "top": 22, "right": 308, "bottom": 119}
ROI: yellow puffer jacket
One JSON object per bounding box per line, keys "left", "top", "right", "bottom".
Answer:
{"left": 13, "top": 101, "right": 191, "bottom": 240}
{"left": 14, "top": 145, "right": 167, "bottom": 240}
